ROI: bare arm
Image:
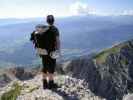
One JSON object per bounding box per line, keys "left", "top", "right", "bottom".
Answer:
{"left": 56, "top": 36, "right": 61, "bottom": 50}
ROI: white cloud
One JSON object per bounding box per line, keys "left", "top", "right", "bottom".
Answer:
{"left": 122, "top": 10, "right": 133, "bottom": 15}
{"left": 69, "top": 2, "right": 133, "bottom": 16}
{"left": 70, "top": 2, "right": 96, "bottom": 16}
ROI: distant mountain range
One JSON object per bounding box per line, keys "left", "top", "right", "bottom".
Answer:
{"left": 0, "top": 15, "right": 133, "bottom": 67}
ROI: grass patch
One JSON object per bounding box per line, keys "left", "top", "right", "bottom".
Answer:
{"left": 1, "top": 82, "right": 22, "bottom": 100}
{"left": 94, "top": 45, "right": 121, "bottom": 63}
{"left": 120, "top": 58, "right": 129, "bottom": 65}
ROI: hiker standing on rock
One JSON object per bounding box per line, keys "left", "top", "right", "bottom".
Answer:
{"left": 30, "top": 15, "right": 61, "bottom": 89}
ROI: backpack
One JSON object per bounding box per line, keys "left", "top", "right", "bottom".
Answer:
{"left": 30, "top": 25, "right": 49, "bottom": 49}
{"left": 30, "top": 25, "right": 58, "bottom": 55}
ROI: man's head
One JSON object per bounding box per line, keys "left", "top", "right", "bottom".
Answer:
{"left": 46, "top": 15, "right": 55, "bottom": 25}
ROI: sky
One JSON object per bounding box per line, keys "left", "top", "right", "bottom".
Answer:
{"left": 0, "top": 0, "right": 133, "bottom": 18}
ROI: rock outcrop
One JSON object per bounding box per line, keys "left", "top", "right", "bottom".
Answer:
{"left": 0, "top": 66, "right": 39, "bottom": 88}
{"left": 60, "top": 39, "right": 133, "bottom": 100}
{"left": 0, "top": 74, "right": 11, "bottom": 87}
{"left": 9, "top": 67, "right": 39, "bottom": 81}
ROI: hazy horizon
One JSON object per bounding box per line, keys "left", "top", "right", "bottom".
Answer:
{"left": 0, "top": 14, "right": 133, "bottom": 20}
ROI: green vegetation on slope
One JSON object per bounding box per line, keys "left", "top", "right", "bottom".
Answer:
{"left": 94, "top": 44, "right": 123, "bottom": 63}
{"left": 1, "top": 82, "right": 22, "bottom": 100}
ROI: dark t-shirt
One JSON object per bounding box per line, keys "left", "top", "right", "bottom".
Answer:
{"left": 43, "top": 25, "right": 59, "bottom": 51}
{"left": 30, "top": 25, "right": 59, "bottom": 52}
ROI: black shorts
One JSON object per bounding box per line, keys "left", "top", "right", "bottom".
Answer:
{"left": 41, "top": 55, "right": 56, "bottom": 74}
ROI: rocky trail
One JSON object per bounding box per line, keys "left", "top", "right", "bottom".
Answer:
{"left": 0, "top": 74, "right": 105, "bottom": 100}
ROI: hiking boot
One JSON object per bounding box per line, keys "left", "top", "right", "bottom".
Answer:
{"left": 48, "top": 80, "right": 58, "bottom": 90}
{"left": 43, "top": 79, "right": 48, "bottom": 89}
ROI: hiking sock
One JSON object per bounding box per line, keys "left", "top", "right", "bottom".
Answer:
{"left": 48, "top": 80, "right": 54, "bottom": 89}
{"left": 43, "top": 79, "right": 48, "bottom": 89}
{"left": 48, "top": 80, "right": 58, "bottom": 89}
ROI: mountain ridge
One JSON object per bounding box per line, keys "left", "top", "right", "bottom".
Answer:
{"left": 0, "top": 39, "right": 133, "bottom": 100}
{"left": 60, "top": 39, "right": 133, "bottom": 100}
